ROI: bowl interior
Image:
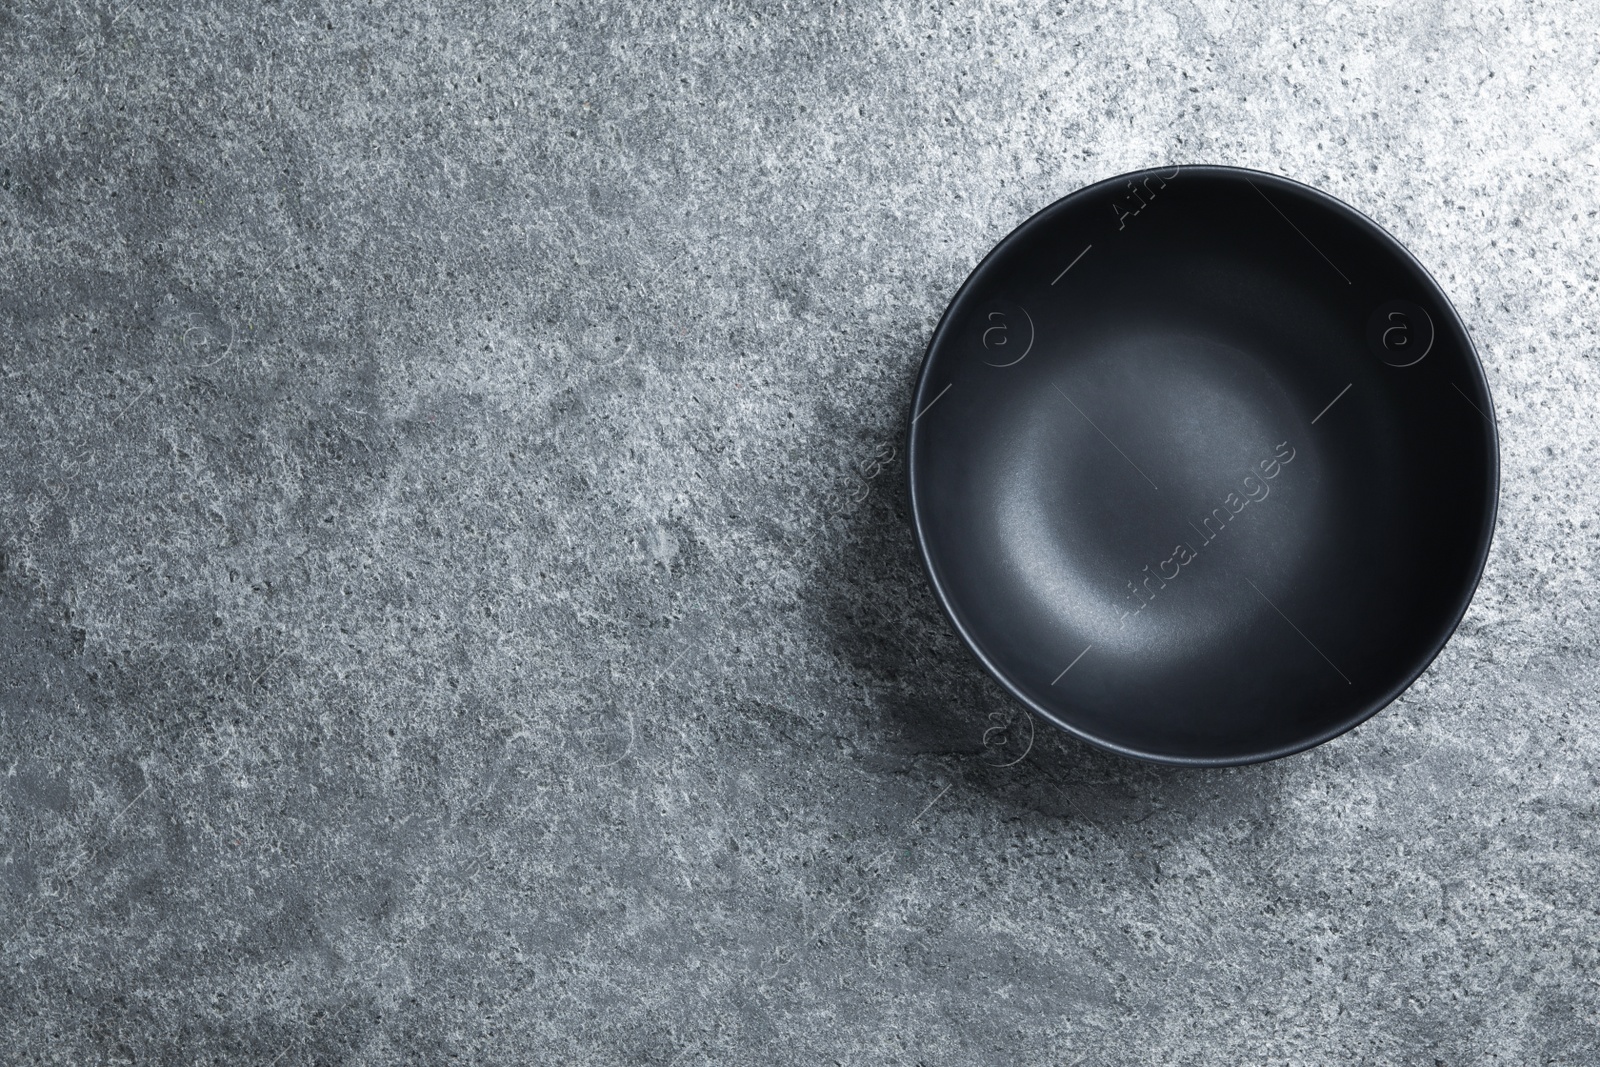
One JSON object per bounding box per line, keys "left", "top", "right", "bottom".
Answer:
{"left": 908, "top": 166, "right": 1497, "bottom": 765}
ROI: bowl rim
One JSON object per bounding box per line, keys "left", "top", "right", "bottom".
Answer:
{"left": 904, "top": 164, "right": 1501, "bottom": 767}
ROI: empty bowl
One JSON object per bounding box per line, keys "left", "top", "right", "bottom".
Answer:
{"left": 907, "top": 165, "right": 1498, "bottom": 765}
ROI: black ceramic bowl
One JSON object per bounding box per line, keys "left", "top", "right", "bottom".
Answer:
{"left": 907, "top": 165, "right": 1498, "bottom": 766}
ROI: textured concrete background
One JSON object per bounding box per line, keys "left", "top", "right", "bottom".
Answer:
{"left": 1, "top": 1, "right": 1597, "bottom": 1063}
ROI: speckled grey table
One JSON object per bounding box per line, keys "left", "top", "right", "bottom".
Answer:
{"left": 2, "top": 2, "right": 1597, "bottom": 1064}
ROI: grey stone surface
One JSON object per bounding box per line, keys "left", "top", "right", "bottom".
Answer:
{"left": 1, "top": 1, "right": 1597, "bottom": 1063}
